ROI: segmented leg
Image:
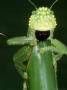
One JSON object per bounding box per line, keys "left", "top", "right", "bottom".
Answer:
{"left": 23, "top": 72, "right": 28, "bottom": 90}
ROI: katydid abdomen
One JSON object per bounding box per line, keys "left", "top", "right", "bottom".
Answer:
{"left": 27, "top": 42, "right": 58, "bottom": 90}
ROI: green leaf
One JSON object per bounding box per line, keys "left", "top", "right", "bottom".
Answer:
{"left": 13, "top": 45, "right": 32, "bottom": 77}
{"left": 7, "top": 36, "right": 33, "bottom": 45}
{"left": 51, "top": 39, "right": 67, "bottom": 54}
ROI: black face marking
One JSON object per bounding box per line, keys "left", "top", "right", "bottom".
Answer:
{"left": 35, "top": 30, "right": 50, "bottom": 41}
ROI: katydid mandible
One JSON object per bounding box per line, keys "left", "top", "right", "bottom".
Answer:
{"left": 7, "top": 0, "right": 67, "bottom": 90}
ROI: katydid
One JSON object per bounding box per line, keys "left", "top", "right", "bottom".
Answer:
{"left": 7, "top": 0, "right": 67, "bottom": 90}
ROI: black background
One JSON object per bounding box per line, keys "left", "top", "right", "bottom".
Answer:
{"left": 0, "top": 0, "right": 67, "bottom": 90}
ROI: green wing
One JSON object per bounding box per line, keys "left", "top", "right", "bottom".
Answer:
{"left": 13, "top": 45, "right": 32, "bottom": 77}
{"left": 51, "top": 39, "right": 67, "bottom": 55}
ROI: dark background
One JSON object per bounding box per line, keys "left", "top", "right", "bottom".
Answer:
{"left": 0, "top": 0, "right": 67, "bottom": 90}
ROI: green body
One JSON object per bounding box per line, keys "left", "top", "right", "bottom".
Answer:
{"left": 27, "top": 42, "right": 57, "bottom": 90}
{"left": 7, "top": 36, "right": 67, "bottom": 90}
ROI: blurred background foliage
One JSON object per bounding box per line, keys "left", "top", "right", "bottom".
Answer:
{"left": 0, "top": 0, "right": 67, "bottom": 90}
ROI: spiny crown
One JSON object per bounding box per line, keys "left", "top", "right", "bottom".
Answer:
{"left": 29, "top": 7, "right": 57, "bottom": 31}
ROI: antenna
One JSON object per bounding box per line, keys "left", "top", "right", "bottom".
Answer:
{"left": 50, "top": 0, "right": 58, "bottom": 9}
{"left": 0, "top": 33, "right": 6, "bottom": 36}
{"left": 28, "top": 0, "right": 37, "bottom": 9}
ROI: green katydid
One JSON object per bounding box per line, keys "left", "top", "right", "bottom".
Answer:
{"left": 7, "top": 0, "right": 67, "bottom": 90}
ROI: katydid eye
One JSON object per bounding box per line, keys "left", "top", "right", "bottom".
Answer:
{"left": 35, "top": 30, "right": 50, "bottom": 41}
